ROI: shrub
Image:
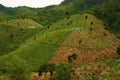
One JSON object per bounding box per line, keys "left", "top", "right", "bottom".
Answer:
{"left": 38, "top": 63, "right": 55, "bottom": 76}
{"left": 65, "top": 12, "right": 69, "bottom": 15}
{"left": 68, "top": 53, "right": 77, "bottom": 63}
{"left": 51, "top": 63, "right": 73, "bottom": 80}
{"left": 117, "top": 47, "right": 120, "bottom": 55}
{"left": 79, "top": 40, "right": 82, "bottom": 44}
{"left": 85, "top": 15, "right": 88, "bottom": 19}
{"left": 67, "top": 16, "right": 70, "bottom": 19}
{"left": 48, "top": 25, "right": 50, "bottom": 29}
{"left": 0, "top": 57, "right": 31, "bottom": 80}
{"left": 91, "top": 21, "right": 93, "bottom": 25}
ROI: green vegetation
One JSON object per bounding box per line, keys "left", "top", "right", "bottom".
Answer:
{"left": 51, "top": 63, "right": 73, "bottom": 80}
{"left": 0, "top": 13, "right": 114, "bottom": 75}
{"left": 117, "top": 47, "right": 120, "bottom": 55}
{"left": 0, "top": 19, "right": 43, "bottom": 28}
{"left": 0, "top": 0, "right": 120, "bottom": 79}
{"left": 91, "top": 1, "right": 120, "bottom": 36}
{"left": 0, "top": 54, "right": 31, "bottom": 80}
{"left": 0, "top": 27, "right": 72, "bottom": 72}
{"left": 68, "top": 53, "right": 77, "bottom": 63}
{"left": 38, "top": 63, "right": 55, "bottom": 76}
{"left": 0, "top": 18, "right": 43, "bottom": 55}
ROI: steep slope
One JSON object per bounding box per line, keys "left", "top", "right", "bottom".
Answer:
{"left": 0, "top": 13, "right": 89, "bottom": 72}
{"left": 91, "top": 2, "right": 120, "bottom": 36}
{"left": 49, "top": 13, "right": 120, "bottom": 65}
{"left": 0, "top": 13, "right": 119, "bottom": 77}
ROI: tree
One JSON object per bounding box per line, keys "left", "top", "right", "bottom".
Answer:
{"left": 0, "top": 57, "right": 31, "bottom": 80}
{"left": 85, "top": 15, "right": 88, "bottom": 19}
{"left": 68, "top": 53, "right": 77, "bottom": 63}
{"left": 65, "top": 12, "right": 69, "bottom": 15}
{"left": 38, "top": 63, "right": 55, "bottom": 76}
{"left": 48, "top": 25, "right": 50, "bottom": 29}
{"left": 17, "top": 22, "right": 20, "bottom": 27}
{"left": 52, "top": 63, "right": 73, "bottom": 80}
{"left": 117, "top": 47, "right": 120, "bottom": 55}
{"left": 91, "top": 21, "right": 93, "bottom": 25}
{"left": 9, "top": 33, "right": 14, "bottom": 40}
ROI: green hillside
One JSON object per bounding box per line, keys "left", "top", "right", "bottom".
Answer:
{"left": 0, "top": 13, "right": 118, "bottom": 72}
{"left": 0, "top": 19, "right": 43, "bottom": 28}
{"left": 0, "top": 19, "right": 43, "bottom": 55}
{"left": 0, "top": 0, "right": 120, "bottom": 80}
{"left": 0, "top": 13, "right": 119, "bottom": 80}
{"left": 91, "top": 2, "right": 120, "bottom": 37}
{"left": 0, "top": 0, "right": 119, "bottom": 37}
{"left": 0, "top": 4, "right": 33, "bottom": 15}
{"left": 0, "top": 13, "right": 87, "bottom": 73}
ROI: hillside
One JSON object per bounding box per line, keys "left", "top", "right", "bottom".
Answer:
{"left": 0, "top": 0, "right": 120, "bottom": 80}
{"left": 0, "top": 0, "right": 119, "bottom": 37}
{"left": 0, "top": 19, "right": 43, "bottom": 55}
{"left": 0, "top": 4, "right": 33, "bottom": 15}
{"left": 91, "top": 2, "right": 120, "bottom": 37}
{"left": 0, "top": 13, "right": 119, "bottom": 74}
{"left": 0, "top": 19, "right": 43, "bottom": 28}
{"left": 49, "top": 14, "right": 120, "bottom": 65}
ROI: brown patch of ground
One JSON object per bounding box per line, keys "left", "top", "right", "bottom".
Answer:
{"left": 74, "top": 64, "right": 116, "bottom": 80}
{"left": 49, "top": 15, "right": 120, "bottom": 65}
{"left": 29, "top": 64, "right": 116, "bottom": 80}
{"left": 29, "top": 72, "right": 51, "bottom": 80}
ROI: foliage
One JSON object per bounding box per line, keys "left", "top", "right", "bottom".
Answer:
{"left": 38, "top": 63, "right": 55, "bottom": 76}
{"left": 0, "top": 24, "right": 43, "bottom": 55}
{"left": 68, "top": 53, "right": 77, "bottom": 63}
{"left": 0, "top": 55, "right": 31, "bottom": 80}
{"left": 117, "top": 47, "right": 120, "bottom": 55}
{"left": 51, "top": 63, "right": 73, "bottom": 80}
{"left": 91, "top": 2, "right": 120, "bottom": 35}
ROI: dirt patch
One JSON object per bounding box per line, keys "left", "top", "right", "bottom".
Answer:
{"left": 29, "top": 72, "right": 51, "bottom": 80}
{"left": 74, "top": 64, "right": 116, "bottom": 80}
{"left": 49, "top": 28, "right": 120, "bottom": 66}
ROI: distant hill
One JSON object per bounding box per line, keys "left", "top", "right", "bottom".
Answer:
{"left": 0, "top": 4, "right": 33, "bottom": 15}
{"left": 0, "top": 0, "right": 119, "bottom": 37}
{"left": 0, "top": 4, "right": 5, "bottom": 9}
{"left": 91, "top": 2, "right": 120, "bottom": 36}
{"left": 0, "top": 19, "right": 43, "bottom": 55}
{"left": 0, "top": 19, "right": 43, "bottom": 28}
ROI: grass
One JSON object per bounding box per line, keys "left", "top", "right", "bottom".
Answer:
{"left": 0, "top": 22, "right": 43, "bottom": 55}
{"left": 0, "top": 19, "right": 43, "bottom": 28}
{"left": 0, "top": 29, "right": 72, "bottom": 71}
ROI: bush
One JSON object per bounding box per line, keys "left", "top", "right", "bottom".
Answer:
{"left": 68, "top": 53, "right": 77, "bottom": 63}
{"left": 85, "top": 15, "right": 88, "bottom": 19}
{"left": 117, "top": 47, "right": 120, "bottom": 55}
{"left": 38, "top": 63, "right": 55, "bottom": 76}
{"left": 0, "top": 57, "right": 31, "bottom": 80}
{"left": 91, "top": 21, "right": 93, "bottom": 25}
{"left": 51, "top": 63, "right": 73, "bottom": 80}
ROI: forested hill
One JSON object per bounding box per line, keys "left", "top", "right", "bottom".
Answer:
{"left": 0, "top": 0, "right": 120, "bottom": 36}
